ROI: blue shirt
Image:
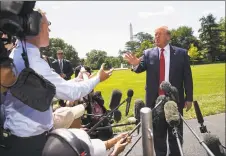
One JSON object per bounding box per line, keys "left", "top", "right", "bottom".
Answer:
{"left": 3, "top": 41, "right": 100, "bottom": 137}
{"left": 3, "top": 43, "right": 53, "bottom": 137}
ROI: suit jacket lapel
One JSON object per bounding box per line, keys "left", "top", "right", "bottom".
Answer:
{"left": 169, "top": 45, "right": 176, "bottom": 83}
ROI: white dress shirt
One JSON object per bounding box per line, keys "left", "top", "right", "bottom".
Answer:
{"left": 2, "top": 41, "right": 100, "bottom": 137}
{"left": 158, "top": 44, "right": 170, "bottom": 82}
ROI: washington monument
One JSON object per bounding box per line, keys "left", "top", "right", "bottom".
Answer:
{"left": 130, "top": 23, "right": 133, "bottom": 41}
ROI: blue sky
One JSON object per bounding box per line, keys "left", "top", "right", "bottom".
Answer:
{"left": 36, "top": 1, "right": 225, "bottom": 58}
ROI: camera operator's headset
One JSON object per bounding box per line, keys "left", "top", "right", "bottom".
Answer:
{"left": 43, "top": 129, "right": 91, "bottom": 156}
{"left": 0, "top": 3, "right": 56, "bottom": 112}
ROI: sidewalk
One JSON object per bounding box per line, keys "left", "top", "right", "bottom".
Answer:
{"left": 119, "top": 113, "right": 225, "bottom": 156}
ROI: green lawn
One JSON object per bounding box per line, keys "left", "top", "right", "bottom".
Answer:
{"left": 93, "top": 63, "right": 225, "bottom": 132}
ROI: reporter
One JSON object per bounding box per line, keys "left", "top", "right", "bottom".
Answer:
{"left": 1, "top": 9, "right": 112, "bottom": 156}
{"left": 42, "top": 128, "right": 131, "bottom": 156}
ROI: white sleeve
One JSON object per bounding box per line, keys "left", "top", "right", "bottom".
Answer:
{"left": 90, "top": 139, "right": 107, "bottom": 156}
{"left": 30, "top": 57, "right": 100, "bottom": 101}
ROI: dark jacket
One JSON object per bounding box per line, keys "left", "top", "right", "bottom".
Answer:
{"left": 52, "top": 59, "right": 73, "bottom": 80}
{"left": 133, "top": 45, "right": 193, "bottom": 109}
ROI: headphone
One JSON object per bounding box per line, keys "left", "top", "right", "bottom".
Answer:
{"left": 48, "top": 129, "right": 91, "bottom": 156}
{"left": 0, "top": 9, "right": 42, "bottom": 38}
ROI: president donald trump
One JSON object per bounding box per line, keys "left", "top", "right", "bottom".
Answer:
{"left": 124, "top": 26, "right": 193, "bottom": 156}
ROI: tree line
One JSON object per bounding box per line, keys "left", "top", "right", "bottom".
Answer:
{"left": 40, "top": 13, "right": 225, "bottom": 70}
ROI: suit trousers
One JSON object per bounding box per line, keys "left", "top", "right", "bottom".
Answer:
{"left": 153, "top": 107, "right": 184, "bottom": 156}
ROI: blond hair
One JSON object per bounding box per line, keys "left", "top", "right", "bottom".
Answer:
{"left": 155, "top": 26, "right": 171, "bottom": 35}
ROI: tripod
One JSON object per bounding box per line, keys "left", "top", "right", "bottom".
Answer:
{"left": 172, "top": 127, "right": 184, "bottom": 156}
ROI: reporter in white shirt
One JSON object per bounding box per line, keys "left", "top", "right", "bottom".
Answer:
{"left": 2, "top": 9, "right": 112, "bottom": 156}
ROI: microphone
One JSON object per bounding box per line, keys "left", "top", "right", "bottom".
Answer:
{"left": 109, "top": 90, "right": 122, "bottom": 110}
{"left": 164, "top": 101, "right": 180, "bottom": 127}
{"left": 170, "top": 86, "right": 179, "bottom": 103}
{"left": 113, "top": 110, "right": 122, "bottom": 123}
{"left": 140, "top": 107, "right": 155, "bottom": 156}
{"left": 160, "top": 81, "right": 172, "bottom": 96}
{"left": 193, "top": 101, "right": 208, "bottom": 133}
{"left": 88, "top": 90, "right": 127, "bottom": 134}
{"left": 125, "top": 89, "right": 134, "bottom": 116}
{"left": 164, "top": 101, "right": 184, "bottom": 156}
{"left": 203, "top": 133, "right": 226, "bottom": 156}
{"left": 134, "top": 99, "right": 145, "bottom": 134}
{"left": 153, "top": 94, "right": 169, "bottom": 110}
{"left": 152, "top": 95, "right": 168, "bottom": 123}
{"left": 160, "top": 81, "right": 179, "bottom": 102}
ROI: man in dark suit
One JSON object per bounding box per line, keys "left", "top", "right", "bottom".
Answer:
{"left": 52, "top": 50, "right": 73, "bottom": 80}
{"left": 52, "top": 50, "right": 73, "bottom": 106}
{"left": 124, "top": 26, "right": 193, "bottom": 156}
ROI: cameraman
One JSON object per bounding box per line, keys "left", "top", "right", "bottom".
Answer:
{"left": 1, "top": 9, "right": 113, "bottom": 156}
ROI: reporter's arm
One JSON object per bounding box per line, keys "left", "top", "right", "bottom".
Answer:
{"left": 104, "top": 137, "right": 119, "bottom": 150}
{"left": 31, "top": 58, "right": 100, "bottom": 101}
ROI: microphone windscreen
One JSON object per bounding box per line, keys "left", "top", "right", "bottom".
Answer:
{"left": 193, "top": 101, "right": 204, "bottom": 124}
{"left": 134, "top": 99, "right": 145, "bottom": 121}
{"left": 109, "top": 90, "right": 122, "bottom": 110}
{"left": 127, "top": 89, "right": 134, "bottom": 97}
{"left": 164, "top": 101, "right": 180, "bottom": 127}
{"left": 155, "top": 95, "right": 166, "bottom": 104}
{"left": 113, "top": 110, "right": 122, "bottom": 123}
{"left": 160, "top": 81, "right": 171, "bottom": 93}
{"left": 203, "top": 133, "right": 225, "bottom": 156}
{"left": 170, "top": 86, "right": 179, "bottom": 103}
{"left": 127, "top": 117, "right": 137, "bottom": 123}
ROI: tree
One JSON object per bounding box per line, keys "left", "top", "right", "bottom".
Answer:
{"left": 85, "top": 50, "right": 107, "bottom": 70}
{"left": 136, "top": 40, "right": 154, "bottom": 57}
{"left": 40, "top": 38, "right": 80, "bottom": 67}
{"left": 218, "top": 17, "right": 225, "bottom": 54}
{"left": 134, "top": 32, "right": 154, "bottom": 43}
{"left": 198, "top": 13, "right": 222, "bottom": 62}
{"left": 125, "top": 41, "right": 140, "bottom": 53}
{"left": 188, "top": 44, "right": 199, "bottom": 64}
{"left": 170, "top": 26, "right": 198, "bottom": 50}
{"left": 105, "top": 56, "right": 121, "bottom": 69}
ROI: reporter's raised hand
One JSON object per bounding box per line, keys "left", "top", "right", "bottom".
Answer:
{"left": 97, "top": 63, "right": 114, "bottom": 82}
{"left": 123, "top": 52, "right": 141, "bottom": 66}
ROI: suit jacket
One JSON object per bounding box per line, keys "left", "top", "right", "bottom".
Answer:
{"left": 52, "top": 59, "right": 73, "bottom": 80}
{"left": 133, "top": 45, "right": 193, "bottom": 109}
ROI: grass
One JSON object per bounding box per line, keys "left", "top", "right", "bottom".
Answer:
{"left": 92, "top": 63, "right": 225, "bottom": 132}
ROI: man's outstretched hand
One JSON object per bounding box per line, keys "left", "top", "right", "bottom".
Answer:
{"left": 123, "top": 52, "right": 141, "bottom": 66}
{"left": 97, "top": 63, "right": 114, "bottom": 82}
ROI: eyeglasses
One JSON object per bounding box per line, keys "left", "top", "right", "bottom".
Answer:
{"left": 48, "top": 21, "right": 51, "bottom": 26}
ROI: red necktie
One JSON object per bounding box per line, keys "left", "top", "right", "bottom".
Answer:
{"left": 159, "top": 48, "right": 165, "bottom": 95}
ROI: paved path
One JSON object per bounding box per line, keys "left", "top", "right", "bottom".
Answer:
{"left": 116, "top": 113, "right": 225, "bottom": 156}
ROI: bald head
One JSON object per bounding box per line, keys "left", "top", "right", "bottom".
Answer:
{"left": 154, "top": 26, "right": 171, "bottom": 48}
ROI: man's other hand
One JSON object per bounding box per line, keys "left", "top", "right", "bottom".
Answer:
{"left": 97, "top": 63, "right": 113, "bottom": 82}
{"left": 123, "top": 52, "right": 141, "bottom": 66}
{"left": 184, "top": 101, "right": 192, "bottom": 112}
